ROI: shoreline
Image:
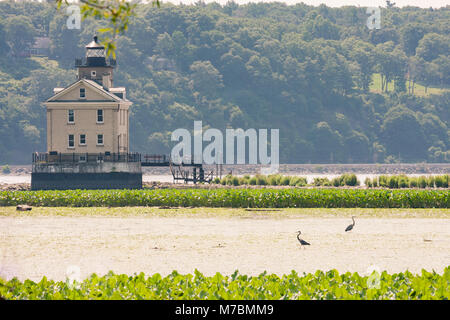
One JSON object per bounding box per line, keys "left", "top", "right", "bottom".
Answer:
{"left": 2, "top": 163, "right": 450, "bottom": 176}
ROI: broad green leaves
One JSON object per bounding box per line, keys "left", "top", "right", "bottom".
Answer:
{"left": 0, "top": 189, "right": 448, "bottom": 208}
{"left": 1, "top": 268, "right": 449, "bottom": 300}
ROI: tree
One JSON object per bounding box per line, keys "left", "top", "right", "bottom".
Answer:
{"left": 311, "top": 122, "right": 343, "bottom": 163}
{"left": 419, "top": 62, "right": 440, "bottom": 93}
{"left": 156, "top": 32, "right": 175, "bottom": 58}
{"left": 344, "top": 40, "right": 375, "bottom": 92}
{"left": 303, "top": 13, "right": 340, "bottom": 40}
{"left": 189, "top": 61, "right": 224, "bottom": 97}
{"left": 49, "top": 14, "right": 82, "bottom": 66}
{"left": 406, "top": 56, "right": 424, "bottom": 94}
{"left": 5, "top": 15, "right": 36, "bottom": 57}
{"left": 416, "top": 33, "right": 449, "bottom": 62}
{"left": 381, "top": 106, "right": 427, "bottom": 160}
{"left": 399, "top": 24, "right": 425, "bottom": 56}
{"left": 374, "top": 42, "right": 407, "bottom": 93}
{"left": 345, "top": 131, "right": 370, "bottom": 163}
{"left": 0, "top": 21, "right": 8, "bottom": 55}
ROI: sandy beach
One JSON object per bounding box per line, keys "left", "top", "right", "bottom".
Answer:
{"left": 1, "top": 208, "right": 449, "bottom": 282}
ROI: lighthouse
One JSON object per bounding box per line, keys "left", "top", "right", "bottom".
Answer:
{"left": 31, "top": 36, "right": 142, "bottom": 190}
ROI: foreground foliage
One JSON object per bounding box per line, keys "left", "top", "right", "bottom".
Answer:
{"left": 0, "top": 189, "right": 448, "bottom": 208}
{"left": 1, "top": 268, "right": 449, "bottom": 300}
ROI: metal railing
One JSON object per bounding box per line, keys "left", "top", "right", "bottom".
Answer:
{"left": 142, "top": 154, "right": 169, "bottom": 164}
{"left": 32, "top": 152, "right": 141, "bottom": 164}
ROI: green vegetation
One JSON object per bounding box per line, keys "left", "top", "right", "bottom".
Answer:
{"left": 0, "top": 189, "right": 448, "bottom": 208}
{"left": 214, "top": 174, "right": 308, "bottom": 187}
{"left": 0, "top": 2, "right": 449, "bottom": 164}
{"left": 1, "top": 164, "right": 10, "bottom": 174}
{"left": 1, "top": 268, "right": 449, "bottom": 300}
{"left": 366, "top": 175, "right": 449, "bottom": 189}
{"left": 370, "top": 73, "right": 448, "bottom": 96}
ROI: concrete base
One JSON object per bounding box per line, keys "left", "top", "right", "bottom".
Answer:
{"left": 31, "top": 172, "right": 142, "bottom": 190}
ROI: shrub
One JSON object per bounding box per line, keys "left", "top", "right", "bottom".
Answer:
{"left": 371, "top": 177, "right": 378, "bottom": 187}
{"left": 434, "top": 176, "right": 445, "bottom": 188}
{"left": 332, "top": 178, "right": 341, "bottom": 187}
{"left": 443, "top": 175, "right": 449, "bottom": 188}
{"left": 2, "top": 165, "right": 11, "bottom": 174}
{"left": 427, "top": 176, "right": 435, "bottom": 188}
{"left": 378, "top": 175, "right": 388, "bottom": 188}
{"left": 256, "top": 175, "right": 267, "bottom": 185}
{"left": 249, "top": 177, "right": 257, "bottom": 185}
{"left": 343, "top": 174, "right": 358, "bottom": 186}
{"left": 280, "top": 177, "right": 290, "bottom": 186}
{"left": 295, "top": 178, "right": 308, "bottom": 187}
{"left": 409, "top": 178, "right": 418, "bottom": 188}
{"left": 364, "top": 177, "right": 372, "bottom": 188}
{"left": 398, "top": 175, "right": 409, "bottom": 188}
{"left": 267, "top": 175, "right": 278, "bottom": 186}
{"left": 418, "top": 176, "right": 428, "bottom": 188}
{"left": 388, "top": 176, "right": 399, "bottom": 189}
{"left": 289, "top": 177, "right": 299, "bottom": 186}
{"left": 313, "top": 177, "right": 331, "bottom": 186}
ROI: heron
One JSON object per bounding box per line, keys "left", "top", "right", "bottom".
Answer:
{"left": 297, "top": 231, "right": 310, "bottom": 248}
{"left": 345, "top": 216, "right": 356, "bottom": 232}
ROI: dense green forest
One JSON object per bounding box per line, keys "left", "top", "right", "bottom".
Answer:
{"left": 0, "top": 1, "right": 449, "bottom": 164}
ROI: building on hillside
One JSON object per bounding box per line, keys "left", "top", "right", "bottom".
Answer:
{"left": 29, "top": 37, "right": 51, "bottom": 57}
{"left": 31, "top": 36, "right": 142, "bottom": 190}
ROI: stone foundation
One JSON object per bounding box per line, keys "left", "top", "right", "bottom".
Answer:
{"left": 31, "top": 172, "right": 142, "bottom": 190}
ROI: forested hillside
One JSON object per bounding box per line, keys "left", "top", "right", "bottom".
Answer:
{"left": 0, "top": 1, "right": 449, "bottom": 164}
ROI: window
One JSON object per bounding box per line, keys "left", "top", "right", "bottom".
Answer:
{"left": 80, "top": 88, "right": 86, "bottom": 98}
{"left": 91, "top": 70, "right": 96, "bottom": 77}
{"left": 97, "top": 134, "right": 104, "bottom": 145}
{"left": 68, "top": 134, "right": 74, "bottom": 148}
{"left": 97, "top": 109, "right": 103, "bottom": 123}
{"left": 68, "top": 110, "right": 74, "bottom": 123}
{"left": 79, "top": 134, "right": 86, "bottom": 145}
{"left": 79, "top": 155, "right": 86, "bottom": 162}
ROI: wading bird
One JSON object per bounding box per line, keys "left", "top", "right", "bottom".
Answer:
{"left": 345, "top": 216, "right": 356, "bottom": 232}
{"left": 297, "top": 231, "right": 310, "bottom": 248}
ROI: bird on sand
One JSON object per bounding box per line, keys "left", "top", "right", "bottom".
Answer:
{"left": 297, "top": 231, "right": 310, "bottom": 248}
{"left": 345, "top": 216, "right": 356, "bottom": 232}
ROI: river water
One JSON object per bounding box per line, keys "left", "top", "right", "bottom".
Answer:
{"left": 1, "top": 173, "right": 447, "bottom": 186}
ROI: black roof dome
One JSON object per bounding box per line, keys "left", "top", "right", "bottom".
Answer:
{"left": 86, "top": 35, "right": 104, "bottom": 49}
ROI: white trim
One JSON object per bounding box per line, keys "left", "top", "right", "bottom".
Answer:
{"left": 68, "top": 109, "right": 75, "bottom": 124}
{"left": 68, "top": 134, "right": 75, "bottom": 148}
{"left": 96, "top": 134, "right": 104, "bottom": 146}
{"left": 46, "top": 79, "right": 121, "bottom": 103}
{"left": 79, "top": 134, "right": 86, "bottom": 146}
{"left": 97, "top": 109, "right": 104, "bottom": 124}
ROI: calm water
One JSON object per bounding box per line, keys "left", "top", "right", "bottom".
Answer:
{"left": 1, "top": 173, "right": 446, "bottom": 186}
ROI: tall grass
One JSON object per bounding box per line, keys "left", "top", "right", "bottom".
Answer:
{"left": 366, "top": 175, "right": 449, "bottom": 189}
{"left": 214, "top": 174, "right": 358, "bottom": 187}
